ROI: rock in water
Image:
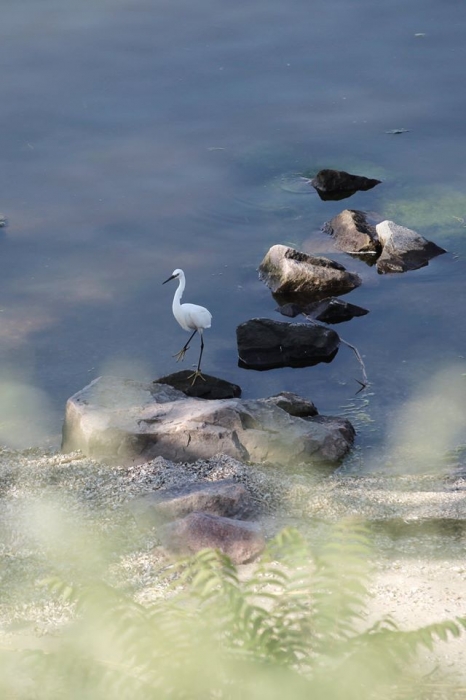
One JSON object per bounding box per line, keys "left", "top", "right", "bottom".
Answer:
{"left": 276, "top": 298, "right": 369, "bottom": 324}
{"left": 375, "top": 220, "right": 446, "bottom": 273}
{"left": 156, "top": 370, "right": 241, "bottom": 399}
{"left": 62, "top": 376, "right": 355, "bottom": 467}
{"left": 236, "top": 318, "right": 340, "bottom": 369}
{"left": 311, "top": 169, "right": 381, "bottom": 200}
{"left": 259, "top": 244, "right": 361, "bottom": 300}
{"left": 322, "top": 209, "right": 381, "bottom": 256}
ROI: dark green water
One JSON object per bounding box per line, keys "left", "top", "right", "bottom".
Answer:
{"left": 1, "top": 0, "right": 466, "bottom": 468}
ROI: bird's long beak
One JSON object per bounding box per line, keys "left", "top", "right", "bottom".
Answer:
{"left": 162, "top": 274, "right": 176, "bottom": 285}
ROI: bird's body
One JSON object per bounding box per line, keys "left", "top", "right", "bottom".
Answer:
{"left": 173, "top": 299, "right": 211, "bottom": 333}
{"left": 163, "top": 268, "right": 212, "bottom": 383}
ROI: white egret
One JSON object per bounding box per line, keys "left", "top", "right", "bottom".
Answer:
{"left": 162, "top": 268, "right": 212, "bottom": 384}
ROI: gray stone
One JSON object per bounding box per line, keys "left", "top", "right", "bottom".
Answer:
{"left": 237, "top": 318, "right": 340, "bottom": 370}
{"left": 128, "top": 479, "right": 256, "bottom": 528}
{"left": 276, "top": 297, "right": 369, "bottom": 324}
{"left": 159, "top": 512, "right": 265, "bottom": 564}
{"left": 376, "top": 220, "right": 446, "bottom": 273}
{"left": 156, "top": 370, "right": 241, "bottom": 400}
{"left": 260, "top": 391, "right": 318, "bottom": 417}
{"left": 323, "top": 209, "right": 381, "bottom": 255}
{"left": 259, "top": 245, "right": 361, "bottom": 300}
{"left": 62, "top": 376, "right": 355, "bottom": 467}
{"left": 308, "top": 415, "right": 356, "bottom": 462}
{"left": 311, "top": 169, "right": 381, "bottom": 201}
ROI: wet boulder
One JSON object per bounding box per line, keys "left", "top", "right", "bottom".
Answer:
{"left": 159, "top": 512, "right": 265, "bottom": 564}
{"left": 375, "top": 220, "right": 446, "bottom": 273}
{"left": 276, "top": 297, "right": 369, "bottom": 324}
{"left": 311, "top": 169, "right": 381, "bottom": 201}
{"left": 322, "top": 209, "right": 381, "bottom": 256}
{"left": 62, "top": 376, "right": 355, "bottom": 467}
{"left": 259, "top": 244, "right": 361, "bottom": 300}
{"left": 156, "top": 370, "right": 241, "bottom": 399}
{"left": 128, "top": 479, "right": 256, "bottom": 528}
{"left": 236, "top": 318, "right": 340, "bottom": 370}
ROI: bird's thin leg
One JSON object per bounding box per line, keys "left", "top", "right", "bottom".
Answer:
{"left": 173, "top": 329, "right": 197, "bottom": 362}
{"left": 189, "top": 333, "right": 206, "bottom": 385}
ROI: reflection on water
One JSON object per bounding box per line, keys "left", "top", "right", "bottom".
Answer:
{"left": 1, "top": 0, "right": 466, "bottom": 469}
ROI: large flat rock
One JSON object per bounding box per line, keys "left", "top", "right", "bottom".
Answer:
{"left": 62, "top": 376, "right": 355, "bottom": 467}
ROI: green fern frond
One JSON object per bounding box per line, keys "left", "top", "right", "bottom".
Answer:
{"left": 3, "top": 522, "right": 466, "bottom": 700}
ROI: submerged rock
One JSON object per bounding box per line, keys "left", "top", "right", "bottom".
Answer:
{"left": 322, "top": 209, "right": 381, "bottom": 257}
{"left": 236, "top": 318, "right": 340, "bottom": 370}
{"left": 62, "top": 376, "right": 354, "bottom": 467}
{"left": 259, "top": 244, "right": 361, "bottom": 300}
{"left": 375, "top": 220, "right": 446, "bottom": 273}
{"left": 310, "top": 169, "right": 381, "bottom": 201}
{"left": 276, "top": 297, "right": 369, "bottom": 324}
{"left": 159, "top": 512, "right": 265, "bottom": 564}
{"left": 128, "top": 479, "right": 256, "bottom": 528}
{"left": 156, "top": 370, "right": 241, "bottom": 399}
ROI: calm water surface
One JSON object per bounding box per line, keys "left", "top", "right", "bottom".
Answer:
{"left": 1, "top": 0, "right": 466, "bottom": 469}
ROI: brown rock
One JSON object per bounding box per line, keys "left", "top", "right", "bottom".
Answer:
{"left": 259, "top": 244, "right": 361, "bottom": 300}
{"left": 128, "top": 479, "right": 257, "bottom": 528}
{"left": 323, "top": 209, "right": 381, "bottom": 255}
{"left": 159, "top": 512, "right": 265, "bottom": 564}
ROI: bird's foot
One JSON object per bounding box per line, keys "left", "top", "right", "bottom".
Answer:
{"left": 173, "top": 347, "right": 188, "bottom": 362}
{"left": 188, "top": 370, "right": 206, "bottom": 386}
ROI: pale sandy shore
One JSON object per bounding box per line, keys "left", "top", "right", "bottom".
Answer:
{"left": 0, "top": 446, "right": 465, "bottom": 678}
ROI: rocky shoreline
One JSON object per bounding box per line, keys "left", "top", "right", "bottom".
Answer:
{"left": 1, "top": 443, "right": 465, "bottom": 674}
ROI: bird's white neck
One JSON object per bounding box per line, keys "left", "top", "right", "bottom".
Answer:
{"left": 172, "top": 273, "right": 185, "bottom": 315}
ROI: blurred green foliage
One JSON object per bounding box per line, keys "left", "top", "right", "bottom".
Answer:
{"left": 0, "top": 520, "right": 465, "bottom": 699}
